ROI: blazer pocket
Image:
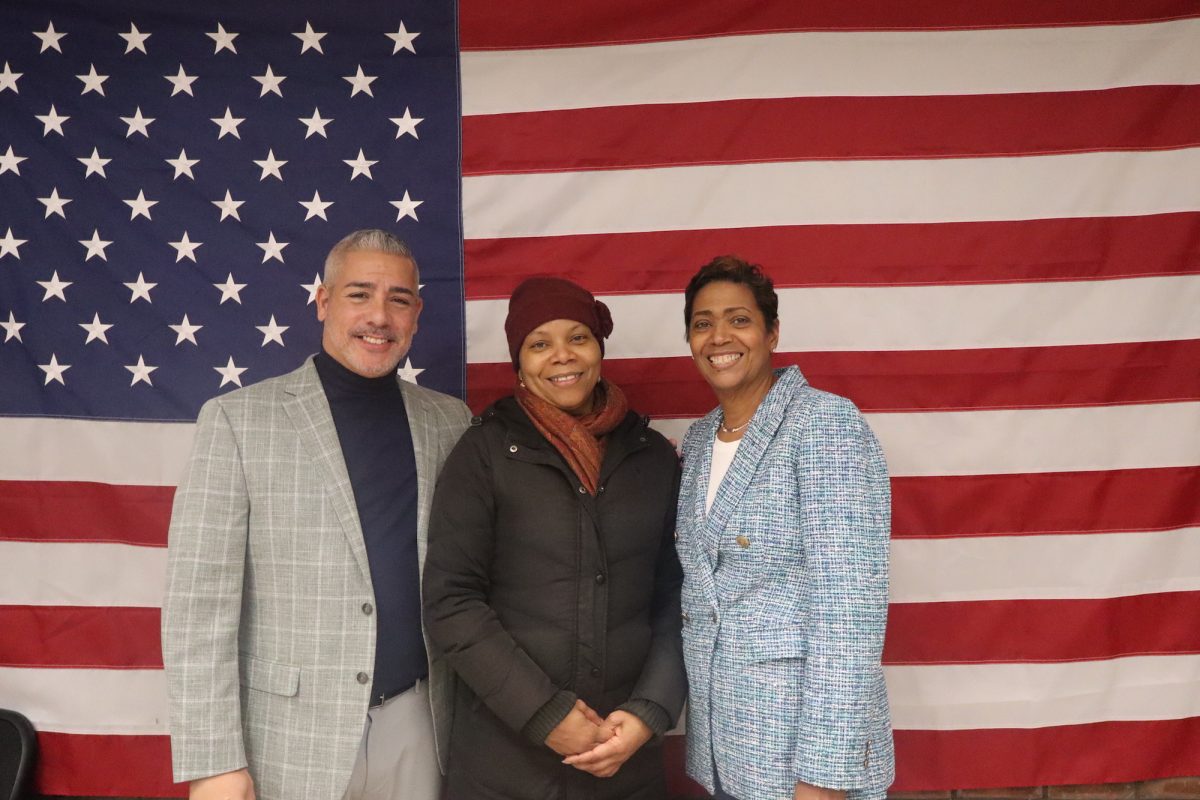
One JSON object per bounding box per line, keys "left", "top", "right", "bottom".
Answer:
{"left": 239, "top": 653, "right": 300, "bottom": 697}
{"left": 734, "top": 628, "right": 807, "bottom": 663}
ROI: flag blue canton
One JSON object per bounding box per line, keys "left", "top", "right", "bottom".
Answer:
{"left": 0, "top": 0, "right": 464, "bottom": 421}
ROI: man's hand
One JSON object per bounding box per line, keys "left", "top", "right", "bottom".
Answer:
{"left": 793, "top": 781, "right": 846, "bottom": 800}
{"left": 190, "top": 768, "right": 255, "bottom": 800}
{"left": 562, "top": 710, "right": 652, "bottom": 778}
{"left": 545, "top": 700, "right": 614, "bottom": 757}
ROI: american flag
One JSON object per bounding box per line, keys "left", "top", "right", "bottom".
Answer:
{"left": 3, "top": 0, "right": 1200, "bottom": 797}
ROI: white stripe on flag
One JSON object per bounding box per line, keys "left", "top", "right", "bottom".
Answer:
{"left": 461, "top": 19, "right": 1200, "bottom": 114}
{"left": 0, "top": 667, "right": 167, "bottom": 735}
{"left": 891, "top": 527, "right": 1200, "bottom": 603}
{"left": 462, "top": 149, "right": 1200, "bottom": 238}
{"left": 650, "top": 401, "right": 1200, "bottom": 476}
{"left": 466, "top": 275, "right": 1200, "bottom": 362}
{"left": 0, "top": 542, "right": 166, "bottom": 608}
{"left": 886, "top": 654, "right": 1200, "bottom": 730}
{"left": 6, "top": 654, "right": 1199, "bottom": 735}
{"left": 0, "top": 417, "right": 194, "bottom": 486}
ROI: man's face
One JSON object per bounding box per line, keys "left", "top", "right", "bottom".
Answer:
{"left": 316, "top": 249, "right": 422, "bottom": 378}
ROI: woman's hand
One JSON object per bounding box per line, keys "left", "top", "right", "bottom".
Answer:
{"left": 545, "top": 700, "right": 614, "bottom": 756}
{"left": 793, "top": 781, "right": 846, "bottom": 800}
{"left": 562, "top": 710, "right": 653, "bottom": 778}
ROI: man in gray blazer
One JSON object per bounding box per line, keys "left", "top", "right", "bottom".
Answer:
{"left": 162, "top": 230, "right": 470, "bottom": 800}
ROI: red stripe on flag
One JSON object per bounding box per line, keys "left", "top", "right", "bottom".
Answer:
{"left": 34, "top": 732, "right": 184, "bottom": 798}
{"left": 460, "top": 0, "right": 1199, "bottom": 49}
{"left": 466, "top": 341, "right": 1200, "bottom": 416}
{"left": 885, "top": 592, "right": 1200, "bottom": 665}
{"left": 0, "top": 480, "right": 172, "bottom": 546}
{"left": 464, "top": 87, "right": 1200, "bottom": 175}
{"left": 0, "top": 606, "right": 162, "bottom": 669}
{"left": 463, "top": 213, "right": 1200, "bottom": 298}
{"left": 890, "top": 718, "right": 1200, "bottom": 790}
{"left": 891, "top": 467, "right": 1200, "bottom": 538}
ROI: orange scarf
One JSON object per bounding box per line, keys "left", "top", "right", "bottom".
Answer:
{"left": 515, "top": 379, "right": 629, "bottom": 495}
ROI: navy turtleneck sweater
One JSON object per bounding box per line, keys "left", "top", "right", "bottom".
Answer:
{"left": 314, "top": 350, "right": 426, "bottom": 702}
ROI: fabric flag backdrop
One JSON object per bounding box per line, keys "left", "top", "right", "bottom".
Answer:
{"left": 2, "top": 0, "right": 1199, "bottom": 797}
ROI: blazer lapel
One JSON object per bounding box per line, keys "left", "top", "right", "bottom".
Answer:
{"left": 702, "top": 367, "right": 804, "bottom": 545}
{"left": 400, "top": 379, "right": 436, "bottom": 577}
{"left": 283, "top": 359, "right": 372, "bottom": 584}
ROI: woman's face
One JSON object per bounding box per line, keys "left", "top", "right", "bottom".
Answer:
{"left": 687, "top": 280, "right": 778, "bottom": 395}
{"left": 518, "top": 319, "right": 603, "bottom": 416}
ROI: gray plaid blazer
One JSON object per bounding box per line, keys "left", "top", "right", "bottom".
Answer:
{"left": 161, "top": 358, "right": 470, "bottom": 800}
{"left": 677, "top": 366, "right": 894, "bottom": 800}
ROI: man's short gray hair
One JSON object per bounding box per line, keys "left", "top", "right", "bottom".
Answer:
{"left": 323, "top": 229, "right": 419, "bottom": 286}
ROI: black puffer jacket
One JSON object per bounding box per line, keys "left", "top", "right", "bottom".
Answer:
{"left": 423, "top": 396, "right": 685, "bottom": 800}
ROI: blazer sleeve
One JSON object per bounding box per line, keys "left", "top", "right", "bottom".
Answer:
{"left": 160, "top": 399, "right": 251, "bottom": 783}
{"left": 791, "top": 394, "right": 891, "bottom": 789}
{"left": 620, "top": 450, "right": 686, "bottom": 732}
{"left": 422, "top": 429, "right": 562, "bottom": 734}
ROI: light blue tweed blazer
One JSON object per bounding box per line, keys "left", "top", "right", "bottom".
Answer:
{"left": 677, "top": 366, "right": 894, "bottom": 800}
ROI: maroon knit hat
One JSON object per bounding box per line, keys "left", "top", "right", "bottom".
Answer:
{"left": 504, "top": 277, "right": 614, "bottom": 369}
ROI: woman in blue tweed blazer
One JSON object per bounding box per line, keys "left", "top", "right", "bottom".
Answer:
{"left": 676, "top": 257, "right": 894, "bottom": 800}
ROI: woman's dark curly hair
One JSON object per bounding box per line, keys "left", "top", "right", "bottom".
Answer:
{"left": 683, "top": 255, "right": 778, "bottom": 337}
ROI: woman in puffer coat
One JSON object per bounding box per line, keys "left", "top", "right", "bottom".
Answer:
{"left": 423, "top": 276, "right": 685, "bottom": 800}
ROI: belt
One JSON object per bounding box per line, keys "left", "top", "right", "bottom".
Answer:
{"left": 369, "top": 678, "right": 419, "bottom": 709}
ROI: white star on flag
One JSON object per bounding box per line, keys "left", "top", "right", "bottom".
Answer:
{"left": 256, "top": 315, "right": 289, "bottom": 346}
{"left": 390, "top": 191, "right": 423, "bottom": 221}
{"left": 254, "top": 149, "right": 287, "bottom": 180}
{"left": 38, "top": 271, "right": 73, "bottom": 302}
{"left": 300, "top": 190, "right": 333, "bottom": 221}
{"left": 80, "top": 312, "right": 113, "bottom": 344}
{"left": 119, "top": 23, "right": 151, "bottom": 54}
{"left": 211, "top": 107, "right": 245, "bottom": 139}
{"left": 77, "top": 147, "right": 111, "bottom": 178}
{"left": 299, "top": 108, "right": 332, "bottom": 139}
{"left": 80, "top": 229, "right": 113, "bottom": 261}
{"left": 0, "top": 62, "right": 22, "bottom": 93}
{"left": 344, "top": 65, "right": 377, "bottom": 97}
{"left": 34, "top": 22, "right": 67, "bottom": 54}
{"left": 169, "top": 314, "right": 202, "bottom": 345}
{"left": 36, "top": 105, "right": 69, "bottom": 136}
{"left": 125, "top": 355, "right": 158, "bottom": 386}
{"left": 253, "top": 65, "right": 286, "bottom": 97}
{"left": 165, "top": 65, "right": 197, "bottom": 96}
{"left": 38, "top": 188, "right": 72, "bottom": 219}
{"left": 124, "top": 190, "right": 157, "bottom": 220}
{"left": 166, "top": 148, "right": 199, "bottom": 179}
{"left": 2, "top": 312, "right": 26, "bottom": 343}
{"left": 344, "top": 149, "right": 377, "bottom": 180}
{"left": 124, "top": 272, "right": 156, "bottom": 303}
{"left": 257, "top": 232, "right": 288, "bottom": 263}
{"left": 293, "top": 21, "right": 326, "bottom": 54}
{"left": 397, "top": 358, "right": 425, "bottom": 383}
{"left": 302, "top": 274, "right": 322, "bottom": 304}
{"left": 215, "top": 356, "right": 247, "bottom": 388}
{"left": 121, "top": 107, "right": 155, "bottom": 137}
{"left": 39, "top": 354, "right": 71, "bottom": 386}
{"left": 214, "top": 273, "right": 247, "bottom": 304}
{"left": 169, "top": 231, "right": 202, "bottom": 262}
{"left": 390, "top": 107, "right": 422, "bottom": 139}
{"left": 77, "top": 64, "right": 109, "bottom": 96}
{"left": 386, "top": 22, "right": 420, "bottom": 54}
{"left": 207, "top": 22, "right": 238, "bottom": 54}
{"left": 0, "top": 228, "right": 27, "bottom": 258}
{"left": 0, "top": 146, "right": 26, "bottom": 175}
{"left": 212, "top": 190, "right": 244, "bottom": 221}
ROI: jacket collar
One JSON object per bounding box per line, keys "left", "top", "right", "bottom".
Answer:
{"left": 692, "top": 365, "right": 808, "bottom": 546}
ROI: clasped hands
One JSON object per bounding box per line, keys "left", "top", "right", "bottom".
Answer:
{"left": 545, "top": 700, "right": 652, "bottom": 778}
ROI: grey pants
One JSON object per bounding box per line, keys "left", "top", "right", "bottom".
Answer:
{"left": 342, "top": 680, "right": 442, "bottom": 800}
